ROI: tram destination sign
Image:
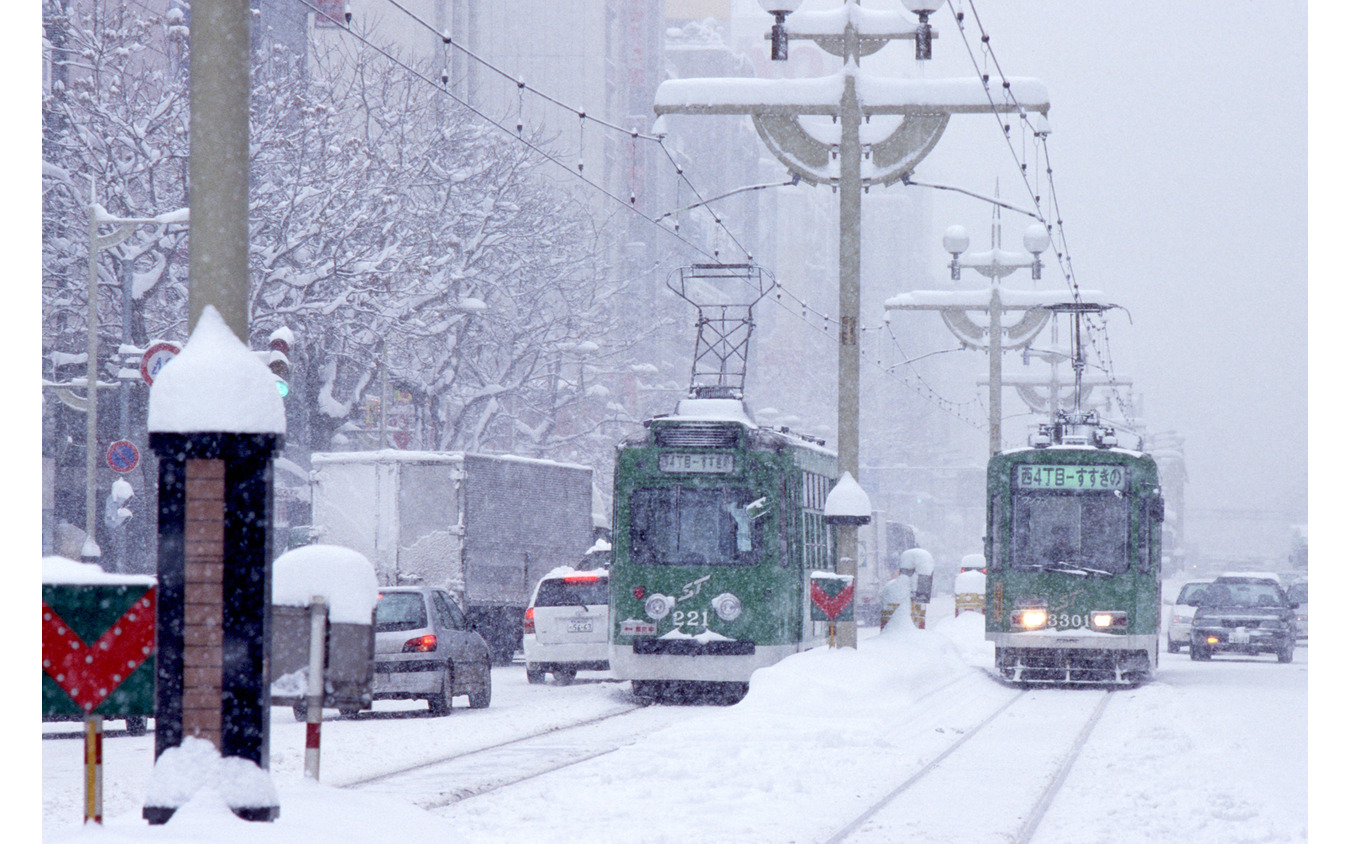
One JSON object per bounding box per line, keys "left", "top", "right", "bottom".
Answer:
{"left": 1015, "top": 463, "right": 1126, "bottom": 492}
{"left": 659, "top": 453, "right": 735, "bottom": 474}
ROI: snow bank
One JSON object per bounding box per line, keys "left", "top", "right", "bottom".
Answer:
{"left": 143, "top": 737, "right": 278, "bottom": 813}
{"left": 272, "top": 545, "right": 378, "bottom": 625}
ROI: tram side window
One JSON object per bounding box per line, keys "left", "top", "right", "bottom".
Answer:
{"left": 629, "top": 487, "right": 765, "bottom": 566}
{"left": 1011, "top": 493, "right": 1130, "bottom": 574}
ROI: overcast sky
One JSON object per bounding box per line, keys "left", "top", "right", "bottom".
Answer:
{"left": 886, "top": 0, "right": 1312, "bottom": 561}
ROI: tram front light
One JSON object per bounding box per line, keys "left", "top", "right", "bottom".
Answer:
{"left": 1092, "top": 611, "right": 1127, "bottom": 629}
{"left": 712, "top": 592, "right": 742, "bottom": 621}
{"left": 1017, "top": 608, "right": 1048, "bottom": 629}
{"left": 644, "top": 594, "right": 672, "bottom": 620}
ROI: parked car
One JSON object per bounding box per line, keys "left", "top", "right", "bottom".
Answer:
{"left": 523, "top": 567, "right": 610, "bottom": 685}
{"left": 1166, "top": 579, "right": 1212, "bottom": 653}
{"left": 372, "top": 586, "right": 492, "bottom": 714}
{"left": 1189, "top": 575, "right": 1298, "bottom": 663}
{"left": 1286, "top": 580, "right": 1308, "bottom": 640}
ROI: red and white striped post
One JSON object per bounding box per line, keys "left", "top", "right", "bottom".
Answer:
{"left": 84, "top": 714, "right": 103, "bottom": 824}
{"left": 304, "top": 596, "right": 327, "bottom": 780}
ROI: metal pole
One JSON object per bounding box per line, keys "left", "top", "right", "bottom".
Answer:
{"left": 304, "top": 596, "right": 326, "bottom": 780}
{"left": 189, "top": 0, "right": 251, "bottom": 338}
{"left": 85, "top": 184, "right": 100, "bottom": 559}
{"left": 834, "top": 16, "right": 863, "bottom": 650}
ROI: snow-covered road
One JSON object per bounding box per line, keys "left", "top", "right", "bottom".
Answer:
{"left": 42, "top": 599, "right": 1308, "bottom": 842}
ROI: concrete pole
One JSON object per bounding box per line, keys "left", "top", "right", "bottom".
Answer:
{"left": 989, "top": 284, "right": 1002, "bottom": 456}
{"left": 834, "top": 19, "right": 863, "bottom": 650}
{"left": 189, "top": 0, "right": 252, "bottom": 339}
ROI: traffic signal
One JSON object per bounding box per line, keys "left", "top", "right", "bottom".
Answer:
{"left": 268, "top": 327, "right": 293, "bottom": 398}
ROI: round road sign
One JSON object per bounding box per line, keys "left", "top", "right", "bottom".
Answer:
{"left": 140, "top": 342, "right": 181, "bottom": 385}
{"left": 107, "top": 440, "right": 140, "bottom": 473}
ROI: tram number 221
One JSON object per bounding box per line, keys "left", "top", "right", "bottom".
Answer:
{"left": 671, "top": 610, "right": 709, "bottom": 632}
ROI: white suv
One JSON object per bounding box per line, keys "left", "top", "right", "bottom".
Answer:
{"left": 523, "top": 567, "right": 610, "bottom": 684}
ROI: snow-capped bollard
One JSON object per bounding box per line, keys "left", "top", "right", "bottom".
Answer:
{"left": 305, "top": 596, "right": 326, "bottom": 781}
{"left": 878, "top": 574, "right": 911, "bottom": 631}
{"left": 954, "top": 568, "right": 987, "bottom": 616}
{"left": 900, "top": 549, "right": 934, "bottom": 629}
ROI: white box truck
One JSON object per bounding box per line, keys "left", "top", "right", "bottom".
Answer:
{"left": 309, "top": 450, "right": 594, "bottom": 664}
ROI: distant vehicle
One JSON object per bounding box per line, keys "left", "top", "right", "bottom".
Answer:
{"left": 959, "top": 553, "right": 987, "bottom": 574}
{"left": 371, "top": 586, "right": 492, "bottom": 714}
{"left": 1166, "top": 580, "right": 1213, "bottom": 653}
{"left": 309, "top": 450, "right": 595, "bottom": 666}
{"left": 1189, "top": 575, "right": 1298, "bottom": 663}
{"left": 1285, "top": 580, "right": 1308, "bottom": 640}
{"left": 523, "top": 567, "right": 610, "bottom": 684}
{"left": 984, "top": 411, "right": 1166, "bottom": 686}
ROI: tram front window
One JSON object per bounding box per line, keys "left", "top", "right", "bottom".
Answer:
{"left": 629, "top": 486, "right": 765, "bottom": 565}
{"left": 1011, "top": 493, "right": 1130, "bottom": 574}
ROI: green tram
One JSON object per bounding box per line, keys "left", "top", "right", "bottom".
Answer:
{"left": 608, "top": 397, "right": 840, "bottom": 704}
{"left": 985, "top": 411, "right": 1166, "bottom": 685}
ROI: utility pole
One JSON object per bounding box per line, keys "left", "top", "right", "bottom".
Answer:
{"left": 655, "top": 1, "right": 1048, "bottom": 645}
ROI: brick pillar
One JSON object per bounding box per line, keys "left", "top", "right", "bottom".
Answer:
{"left": 145, "top": 432, "right": 281, "bottom": 824}
{"left": 182, "top": 459, "right": 225, "bottom": 744}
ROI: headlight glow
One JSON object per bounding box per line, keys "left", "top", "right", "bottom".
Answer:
{"left": 1093, "top": 613, "right": 1114, "bottom": 628}
{"left": 1018, "top": 608, "right": 1048, "bottom": 629}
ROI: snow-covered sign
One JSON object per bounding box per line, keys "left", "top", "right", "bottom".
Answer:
{"left": 139, "top": 341, "right": 180, "bottom": 386}
{"left": 42, "top": 557, "right": 156, "bottom": 718}
{"left": 810, "top": 571, "right": 855, "bottom": 622}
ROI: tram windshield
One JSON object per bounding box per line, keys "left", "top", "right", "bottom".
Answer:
{"left": 628, "top": 486, "right": 766, "bottom": 566}
{"left": 1011, "top": 492, "right": 1131, "bottom": 575}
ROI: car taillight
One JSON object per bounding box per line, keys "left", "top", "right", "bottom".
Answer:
{"left": 565, "top": 574, "right": 600, "bottom": 583}
{"left": 402, "top": 634, "right": 437, "bottom": 653}
{"left": 524, "top": 607, "right": 535, "bottom": 634}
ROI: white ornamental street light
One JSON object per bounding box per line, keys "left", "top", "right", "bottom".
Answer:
{"left": 655, "top": 0, "right": 1048, "bottom": 648}
{"left": 886, "top": 216, "right": 1118, "bottom": 455}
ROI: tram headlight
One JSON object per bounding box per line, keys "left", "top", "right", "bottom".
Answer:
{"left": 644, "top": 594, "right": 673, "bottom": 620}
{"left": 1091, "top": 611, "right": 1127, "bottom": 629}
{"left": 1017, "top": 608, "right": 1048, "bottom": 629}
{"left": 712, "top": 592, "right": 742, "bottom": 621}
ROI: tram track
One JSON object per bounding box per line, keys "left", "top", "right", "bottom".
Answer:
{"left": 337, "top": 703, "right": 656, "bottom": 808}
{"left": 823, "top": 686, "right": 1114, "bottom": 844}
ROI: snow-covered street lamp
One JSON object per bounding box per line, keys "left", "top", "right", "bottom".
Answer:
{"left": 757, "top": 0, "right": 803, "bottom": 61}
{"left": 654, "top": 0, "right": 1049, "bottom": 648}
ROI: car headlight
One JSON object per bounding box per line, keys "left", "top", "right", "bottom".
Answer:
{"left": 1016, "top": 608, "right": 1048, "bottom": 629}
{"left": 711, "top": 592, "right": 742, "bottom": 621}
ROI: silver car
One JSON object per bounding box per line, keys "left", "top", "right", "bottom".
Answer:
{"left": 1166, "top": 580, "right": 1212, "bottom": 653}
{"left": 373, "top": 586, "right": 492, "bottom": 714}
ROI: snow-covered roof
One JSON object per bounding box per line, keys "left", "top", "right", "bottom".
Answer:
{"left": 272, "top": 545, "right": 379, "bottom": 625}
{"left": 41, "top": 556, "right": 155, "bottom": 586}
{"left": 669, "top": 398, "right": 757, "bottom": 425}
{"left": 147, "top": 306, "right": 286, "bottom": 435}
{"left": 311, "top": 449, "right": 592, "bottom": 473}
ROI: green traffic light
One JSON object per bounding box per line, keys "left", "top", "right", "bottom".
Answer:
{"left": 276, "top": 379, "right": 290, "bottom": 398}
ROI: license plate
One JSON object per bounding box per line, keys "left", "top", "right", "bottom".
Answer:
{"left": 568, "top": 620, "right": 593, "bottom": 633}
{"left": 1230, "top": 627, "right": 1250, "bottom": 644}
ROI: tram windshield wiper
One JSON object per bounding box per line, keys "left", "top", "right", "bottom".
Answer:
{"left": 1032, "top": 561, "right": 1115, "bottom": 578}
